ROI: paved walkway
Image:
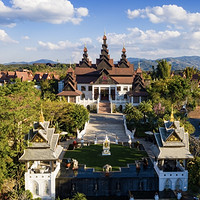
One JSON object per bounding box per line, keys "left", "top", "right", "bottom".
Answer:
{"left": 83, "top": 113, "right": 128, "bottom": 143}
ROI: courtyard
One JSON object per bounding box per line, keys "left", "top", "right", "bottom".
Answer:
{"left": 64, "top": 143, "right": 147, "bottom": 171}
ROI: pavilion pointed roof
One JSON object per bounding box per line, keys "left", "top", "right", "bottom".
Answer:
{"left": 79, "top": 45, "right": 92, "bottom": 68}
{"left": 96, "top": 34, "right": 114, "bottom": 70}
{"left": 118, "top": 45, "right": 131, "bottom": 68}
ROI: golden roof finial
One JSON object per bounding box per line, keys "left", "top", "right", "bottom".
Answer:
{"left": 39, "top": 104, "right": 45, "bottom": 123}
{"left": 170, "top": 105, "right": 174, "bottom": 122}
{"left": 69, "top": 59, "right": 72, "bottom": 68}
{"left": 138, "top": 59, "right": 141, "bottom": 69}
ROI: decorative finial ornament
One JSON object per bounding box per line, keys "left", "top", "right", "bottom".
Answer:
{"left": 138, "top": 60, "right": 141, "bottom": 69}
{"left": 39, "top": 104, "right": 45, "bottom": 123}
{"left": 69, "top": 59, "right": 72, "bottom": 68}
{"left": 170, "top": 105, "right": 174, "bottom": 122}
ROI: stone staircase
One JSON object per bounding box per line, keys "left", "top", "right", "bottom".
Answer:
{"left": 83, "top": 113, "right": 128, "bottom": 143}
{"left": 98, "top": 101, "right": 111, "bottom": 114}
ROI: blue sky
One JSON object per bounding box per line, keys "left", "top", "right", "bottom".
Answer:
{"left": 0, "top": 0, "right": 200, "bottom": 63}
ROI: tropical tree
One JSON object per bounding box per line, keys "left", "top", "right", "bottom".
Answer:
{"left": 156, "top": 59, "right": 171, "bottom": 79}
{"left": 138, "top": 101, "right": 153, "bottom": 122}
{"left": 71, "top": 192, "right": 87, "bottom": 200}
{"left": 184, "top": 66, "right": 197, "bottom": 79}
{"left": 0, "top": 80, "right": 41, "bottom": 194}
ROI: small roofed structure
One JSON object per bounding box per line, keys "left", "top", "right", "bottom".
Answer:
{"left": 57, "top": 66, "right": 82, "bottom": 103}
{"left": 19, "top": 108, "right": 63, "bottom": 199}
{"left": 152, "top": 107, "right": 193, "bottom": 191}
{"left": 128, "top": 64, "right": 148, "bottom": 105}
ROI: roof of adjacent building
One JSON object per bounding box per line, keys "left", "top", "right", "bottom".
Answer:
{"left": 19, "top": 120, "right": 63, "bottom": 161}
{"left": 57, "top": 90, "right": 82, "bottom": 96}
{"left": 74, "top": 34, "right": 135, "bottom": 85}
{"left": 153, "top": 119, "right": 193, "bottom": 160}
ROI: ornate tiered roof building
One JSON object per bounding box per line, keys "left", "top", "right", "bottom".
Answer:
{"left": 19, "top": 110, "right": 63, "bottom": 199}
{"left": 153, "top": 109, "right": 193, "bottom": 191}
{"left": 58, "top": 34, "right": 148, "bottom": 113}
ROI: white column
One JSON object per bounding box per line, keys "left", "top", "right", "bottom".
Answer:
{"left": 131, "top": 97, "right": 133, "bottom": 104}
{"left": 92, "top": 85, "right": 94, "bottom": 100}
{"left": 139, "top": 96, "right": 141, "bottom": 103}
{"left": 67, "top": 96, "right": 69, "bottom": 102}
{"left": 109, "top": 87, "right": 111, "bottom": 101}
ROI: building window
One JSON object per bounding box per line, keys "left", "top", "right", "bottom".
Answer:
{"left": 88, "top": 86, "right": 92, "bottom": 91}
{"left": 129, "top": 87, "right": 132, "bottom": 91}
{"left": 81, "top": 93, "right": 85, "bottom": 99}
{"left": 123, "top": 86, "right": 128, "bottom": 91}
{"left": 117, "top": 86, "right": 121, "bottom": 92}
{"left": 133, "top": 97, "right": 139, "bottom": 103}
{"left": 81, "top": 86, "right": 86, "bottom": 91}
{"left": 124, "top": 94, "right": 127, "bottom": 99}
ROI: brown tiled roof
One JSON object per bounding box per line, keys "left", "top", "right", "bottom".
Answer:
{"left": 109, "top": 65, "right": 134, "bottom": 75}
{"left": 75, "top": 67, "right": 97, "bottom": 75}
{"left": 76, "top": 76, "right": 98, "bottom": 84}
{"left": 129, "top": 91, "right": 148, "bottom": 97}
{"left": 111, "top": 76, "right": 134, "bottom": 84}
{"left": 57, "top": 90, "right": 82, "bottom": 96}
{"left": 15, "top": 71, "right": 33, "bottom": 81}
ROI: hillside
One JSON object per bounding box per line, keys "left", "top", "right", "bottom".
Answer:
{"left": 128, "top": 56, "right": 200, "bottom": 71}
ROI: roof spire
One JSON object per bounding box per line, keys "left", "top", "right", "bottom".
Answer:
{"left": 122, "top": 43, "right": 126, "bottom": 53}
{"left": 39, "top": 104, "right": 45, "bottom": 123}
{"left": 138, "top": 60, "right": 141, "bottom": 69}
{"left": 103, "top": 30, "right": 107, "bottom": 41}
{"left": 170, "top": 105, "right": 174, "bottom": 122}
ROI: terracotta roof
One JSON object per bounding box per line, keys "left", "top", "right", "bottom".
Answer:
{"left": 15, "top": 71, "right": 33, "bottom": 81}
{"left": 75, "top": 67, "right": 97, "bottom": 75}
{"left": 57, "top": 90, "right": 82, "bottom": 96}
{"left": 109, "top": 65, "right": 134, "bottom": 75}
{"left": 76, "top": 76, "right": 98, "bottom": 84}
{"left": 111, "top": 76, "right": 134, "bottom": 84}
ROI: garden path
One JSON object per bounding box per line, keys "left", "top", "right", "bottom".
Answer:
{"left": 83, "top": 113, "right": 128, "bottom": 143}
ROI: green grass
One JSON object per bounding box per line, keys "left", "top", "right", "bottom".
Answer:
{"left": 64, "top": 144, "right": 147, "bottom": 171}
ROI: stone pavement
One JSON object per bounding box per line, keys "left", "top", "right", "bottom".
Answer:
{"left": 83, "top": 113, "right": 129, "bottom": 143}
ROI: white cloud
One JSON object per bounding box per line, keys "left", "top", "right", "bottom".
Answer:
{"left": 0, "top": 0, "right": 88, "bottom": 25}
{"left": 79, "top": 37, "right": 92, "bottom": 44}
{"left": 0, "top": 29, "right": 18, "bottom": 43}
{"left": 38, "top": 40, "right": 81, "bottom": 50}
{"left": 22, "top": 36, "right": 30, "bottom": 40}
{"left": 127, "top": 5, "right": 200, "bottom": 29}
{"left": 25, "top": 47, "right": 37, "bottom": 51}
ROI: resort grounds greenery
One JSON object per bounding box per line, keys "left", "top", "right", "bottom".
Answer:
{"left": 64, "top": 144, "right": 147, "bottom": 171}
{"left": 0, "top": 80, "right": 89, "bottom": 199}
{"left": 124, "top": 61, "right": 200, "bottom": 195}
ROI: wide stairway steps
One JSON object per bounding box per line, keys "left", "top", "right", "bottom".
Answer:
{"left": 83, "top": 113, "right": 128, "bottom": 143}
{"left": 98, "top": 102, "right": 111, "bottom": 114}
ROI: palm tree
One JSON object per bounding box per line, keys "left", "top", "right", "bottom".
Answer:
{"left": 71, "top": 192, "right": 87, "bottom": 200}
{"left": 138, "top": 101, "right": 153, "bottom": 123}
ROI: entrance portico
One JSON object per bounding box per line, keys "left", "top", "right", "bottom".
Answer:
{"left": 92, "top": 85, "right": 117, "bottom": 101}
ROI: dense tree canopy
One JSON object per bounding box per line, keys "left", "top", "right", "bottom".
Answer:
{"left": 156, "top": 59, "right": 171, "bottom": 79}
{"left": 0, "top": 80, "right": 89, "bottom": 198}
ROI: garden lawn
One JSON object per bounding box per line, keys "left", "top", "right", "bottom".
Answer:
{"left": 64, "top": 144, "right": 147, "bottom": 171}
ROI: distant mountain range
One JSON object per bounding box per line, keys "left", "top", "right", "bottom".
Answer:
{"left": 3, "top": 56, "right": 200, "bottom": 71}
{"left": 128, "top": 56, "right": 200, "bottom": 71}
{"left": 4, "top": 59, "right": 58, "bottom": 65}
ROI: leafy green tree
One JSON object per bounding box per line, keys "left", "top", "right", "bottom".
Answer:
{"left": 71, "top": 192, "right": 87, "bottom": 200}
{"left": 0, "top": 80, "right": 41, "bottom": 193}
{"left": 138, "top": 100, "right": 153, "bottom": 122}
{"left": 188, "top": 157, "right": 200, "bottom": 192}
{"left": 167, "top": 75, "right": 190, "bottom": 105}
{"left": 156, "top": 59, "right": 171, "bottom": 79}
{"left": 184, "top": 66, "right": 197, "bottom": 79}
